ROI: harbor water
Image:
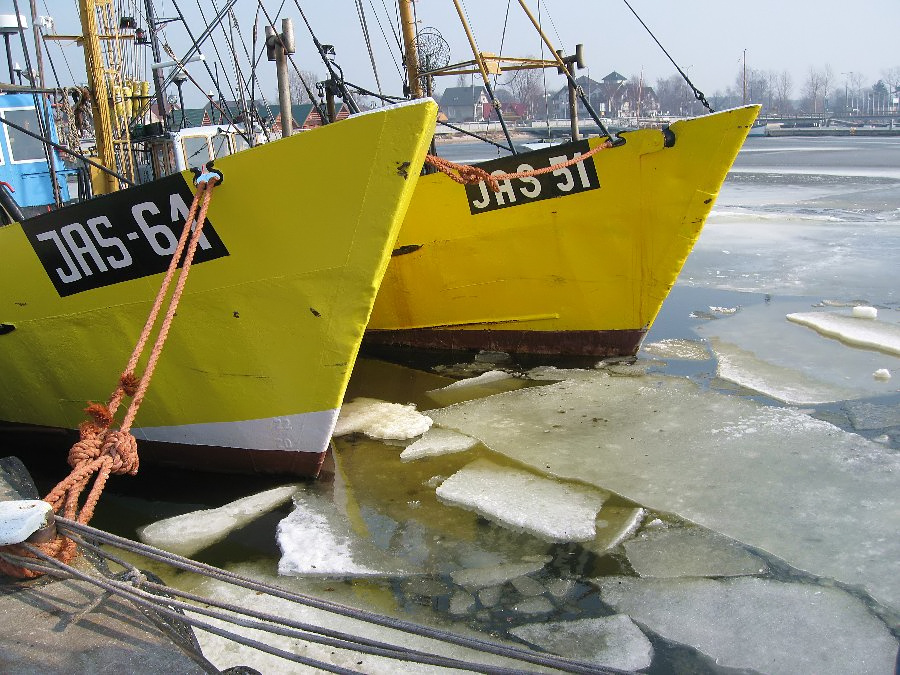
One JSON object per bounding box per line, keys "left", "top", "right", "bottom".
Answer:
{"left": 19, "top": 134, "right": 900, "bottom": 673}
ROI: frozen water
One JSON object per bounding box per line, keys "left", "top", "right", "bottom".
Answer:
{"left": 641, "top": 338, "right": 711, "bottom": 361}
{"left": 429, "top": 371, "right": 900, "bottom": 614}
{"left": 435, "top": 458, "right": 609, "bottom": 542}
{"left": 509, "top": 615, "right": 654, "bottom": 672}
{"left": 448, "top": 590, "right": 476, "bottom": 615}
{"left": 623, "top": 526, "right": 768, "bottom": 578}
{"left": 873, "top": 368, "right": 892, "bottom": 380}
{"left": 585, "top": 506, "right": 644, "bottom": 555}
{"left": 695, "top": 299, "right": 897, "bottom": 402}
{"left": 277, "top": 490, "right": 410, "bottom": 577}
{"left": 510, "top": 575, "right": 544, "bottom": 597}
{"left": 596, "top": 576, "right": 898, "bottom": 675}
{"left": 845, "top": 401, "right": 900, "bottom": 431}
{"left": 0, "top": 500, "right": 52, "bottom": 545}
{"left": 138, "top": 485, "right": 297, "bottom": 558}
{"left": 787, "top": 311, "right": 900, "bottom": 355}
{"left": 333, "top": 397, "right": 432, "bottom": 440}
{"left": 191, "top": 562, "right": 557, "bottom": 674}
{"left": 710, "top": 337, "right": 863, "bottom": 404}
{"left": 425, "top": 370, "right": 528, "bottom": 406}
{"left": 450, "top": 559, "right": 550, "bottom": 589}
{"left": 399, "top": 427, "right": 479, "bottom": 462}
{"left": 511, "top": 596, "right": 554, "bottom": 615}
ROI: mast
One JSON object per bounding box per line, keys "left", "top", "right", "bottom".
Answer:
{"left": 398, "top": 0, "right": 422, "bottom": 98}
{"left": 77, "top": 0, "right": 118, "bottom": 194}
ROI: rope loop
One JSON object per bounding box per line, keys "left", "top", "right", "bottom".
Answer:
{"left": 425, "top": 140, "right": 612, "bottom": 193}
{"left": 0, "top": 173, "right": 221, "bottom": 578}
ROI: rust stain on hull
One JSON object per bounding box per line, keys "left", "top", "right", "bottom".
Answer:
{"left": 363, "top": 327, "right": 646, "bottom": 358}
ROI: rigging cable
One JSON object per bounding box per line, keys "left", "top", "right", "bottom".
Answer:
{"left": 354, "top": 0, "right": 383, "bottom": 99}
{"left": 366, "top": 0, "right": 403, "bottom": 81}
{"left": 620, "top": 0, "right": 713, "bottom": 112}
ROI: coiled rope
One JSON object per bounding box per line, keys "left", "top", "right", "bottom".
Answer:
{"left": 425, "top": 140, "right": 612, "bottom": 192}
{"left": 0, "top": 174, "right": 220, "bottom": 579}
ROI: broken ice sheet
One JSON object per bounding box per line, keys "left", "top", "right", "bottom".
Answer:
{"left": 333, "top": 397, "right": 432, "bottom": 440}
{"left": 509, "top": 615, "right": 653, "bottom": 672}
{"left": 277, "top": 489, "right": 411, "bottom": 577}
{"left": 787, "top": 310, "right": 900, "bottom": 356}
{"left": 425, "top": 370, "right": 529, "bottom": 407}
{"left": 623, "top": 526, "right": 768, "bottom": 578}
{"left": 711, "top": 337, "right": 863, "bottom": 404}
{"left": 596, "top": 576, "right": 898, "bottom": 675}
{"left": 641, "top": 338, "right": 711, "bottom": 361}
{"left": 399, "top": 426, "right": 479, "bottom": 462}
{"left": 429, "top": 371, "right": 900, "bottom": 614}
{"left": 846, "top": 400, "right": 900, "bottom": 431}
{"left": 697, "top": 299, "right": 895, "bottom": 401}
{"left": 450, "top": 558, "right": 550, "bottom": 590}
{"left": 190, "top": 562, "right": 555, "bottom": 675}
{"left": 436, "top": 458, "right": 609, "bottom": 542}
{"left": 137, "top": 484, "right": 297, "bottom": 558}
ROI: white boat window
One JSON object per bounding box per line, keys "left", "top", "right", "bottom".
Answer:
{"left": 211, "top": 132, "right": 232, "bottom": 159}
{"left": 4, "top": 108, "right": 45, "bottom": 163}
{"left": 181, "top": 135, "right": 212, "bottom": 166}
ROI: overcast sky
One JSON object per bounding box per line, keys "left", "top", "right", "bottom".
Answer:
{"left": 23, "top": 1, "right": 900, "bottom": 107}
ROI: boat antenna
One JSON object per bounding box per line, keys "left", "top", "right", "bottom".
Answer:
{"left": 292, "top": 0, "right": 360, "bottom": 115}
{"left": 619, "top": 0, "right": 714, "bottom": 113}
{"left": 0, "top": 113, "right": 136, "bottom": 188}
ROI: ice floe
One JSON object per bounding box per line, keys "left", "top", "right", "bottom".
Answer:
{"left": 450, "top": 558, "right": 550, "bottom": 590}
{"left": 435, "top": 458, "right": 609, "bottom": 542}
{"left": 641, "top": 338, "right": 711, "bottom": 361}
{"left": 695, "top": 298, "right": 898, "bottom": 401}
{"left": 623, "top": 526, "right": 768, "bottom": 578}
{"left": 277, "top": 490, "right": 409, "bottom": 577}
{"left": 399, "top": 427, "right": 479, "bottom": 462}
{"left": 425, "top": 370, "right": 527, "bottom": 406}
{"left": 510, "top": 615, "right": 654, "bottom": 672}
{"left": 852, "top": 305, "right": 878, "bottom": 319}
{"left": 711, "top": 337, "right": 862, "bottom": 404}
{"left": 584, "top": 506, "right": 644, "bottom": 555}
{"left": 596, "top": 576, "right": 898, "bottom": 675}
{"left": 137, "top": 484, "right": 297, "bottom": 558}
{"left": 787, "top": 310, "right": 900, "bottom": 355}
{"left": 333, "top": 397, "right": 432, "bottom": 440}
{"left": 429, "top": 371, "right": 900, "bottom": 614}
{"left": 191, "top": 562, "right": 560, "bottom": 674}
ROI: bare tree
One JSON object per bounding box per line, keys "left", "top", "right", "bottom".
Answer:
{"left": 504, "top": 65, "right": 542, "bottom": 119}
{"left": 801, "top": 67, "right": 825, "bottom": 113}
{"left": 773, "top": 70, "right": 793, "bottom": 113}
{"left": 289, "top": 70, "right": 322, "bottom": 104}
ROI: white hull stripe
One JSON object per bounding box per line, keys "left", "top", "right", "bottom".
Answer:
{"left": 132, "top": 408, "right": 340, "bottom": 454}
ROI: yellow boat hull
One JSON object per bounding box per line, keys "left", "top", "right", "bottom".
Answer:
{"left": 0, "top": 100, "right": 437, "bottom": 476}
{"left": 366, "top": 105, "right": 759, "bottom": 357}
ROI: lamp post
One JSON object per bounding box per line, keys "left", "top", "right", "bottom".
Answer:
{"left": 0, "top": 14, "right": 27, "bottom": 84}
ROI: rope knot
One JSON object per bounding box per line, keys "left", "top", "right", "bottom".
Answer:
{"left": 101, "top": 430, "right": 139, "bottom": 475}
{"left": 85, "top": 402, "right": 113, "bottom": 429}
{"left": 68, "top": 423, "right": 105, "bottom": 467}
{"left": 120, "top": 372, "right": 140, "bottom": 397}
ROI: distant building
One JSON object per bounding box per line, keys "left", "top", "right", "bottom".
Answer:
{"left": 549, "top": 71, "right": 659, "bottom": 119}
{"left": 440, "top": 86, "right": 491, "bottom": 123}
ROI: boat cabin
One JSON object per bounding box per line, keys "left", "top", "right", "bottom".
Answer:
{"left": 145, "top": 124, "right": 255, "bottom": 180}
{"left": 0, "top": 92, "right": 71, "bottom": 213}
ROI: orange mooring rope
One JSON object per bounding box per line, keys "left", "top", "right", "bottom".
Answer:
{"left": 0, "top": 175, "right": 219, "bottom": 579}
{"left": 424, "top": 140, "right": 612, "bottom": 193}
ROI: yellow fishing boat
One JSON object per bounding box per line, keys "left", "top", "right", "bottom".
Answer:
{"left": 0, "top": 99, "right": 437, "bottom": 477}
{"left": 366, "top": 104, "right": 759, "bottom": 357}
